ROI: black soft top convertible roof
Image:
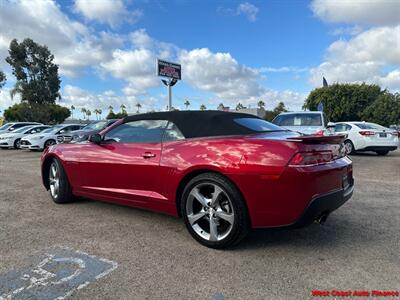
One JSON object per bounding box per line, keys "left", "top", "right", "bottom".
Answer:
{"left": 123, "top": 110, "right": 260, "bottom": 138}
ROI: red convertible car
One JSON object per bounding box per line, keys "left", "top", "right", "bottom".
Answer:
{"left": 41, "top": 111, "right": 353, "bottom": 248}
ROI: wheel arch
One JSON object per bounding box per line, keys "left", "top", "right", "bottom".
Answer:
{"left": 175, "top": 168, "right": 250, "bottom": 223}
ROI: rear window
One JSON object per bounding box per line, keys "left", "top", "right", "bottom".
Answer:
{"left": 354, "top": 123, "right": 376, "bottom": 129}
{"left": 234, "top": 118, "right": 283, "bottom": 132}
{"left": 273, "top": 113, "right": 322, "bottom": 126}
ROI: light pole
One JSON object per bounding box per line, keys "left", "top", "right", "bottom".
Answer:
{"left": 162, "top": 78, "right": 178, "bottom": 111}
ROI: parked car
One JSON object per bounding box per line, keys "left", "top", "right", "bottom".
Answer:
{"left": 41, "top": 111, "right": 353, "bottom": 248}
{"left": 20, "top": 124, "right": 84, "bottom": 151}
{"left": 333, "top": 121, "right": 399, "bottom": 155}
{"left": 0, "top": 125, "right": 51, "bottom": 149}
{"left": 57, "top": 119, "right": 117, "bottom": 144}
{"left": 272, "top": 111, "right": 328, "bottom": 135}
{"left": 0, "top": 122, "right": 42, "bottom": 134}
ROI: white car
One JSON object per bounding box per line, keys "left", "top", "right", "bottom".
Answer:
{"left": 20, "top": 124, "right": 84, "bottom": 151}
{"left": 0, "top": 125, "right": 51, "bottom": 149}
{"left": 272, "top": 111, "right": 328, "bottom": 135}
{"left": 334, "top": 121, "right": 399, "bottom": 155}
{"left": 0, "top": 122, "right": 42, "bottom": 134}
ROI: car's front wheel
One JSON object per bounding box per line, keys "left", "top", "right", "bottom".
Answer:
{"left": 48, "top": 158, "right": 74, "bottom": 204}
{"left": 44, "top": 139, "right": 56, "bottom": 148}
{"left": 181, "top": 173, "right": 249, "bottom": 249}
{"left": 14, "top": 138, "right": 21, "bottom": 149}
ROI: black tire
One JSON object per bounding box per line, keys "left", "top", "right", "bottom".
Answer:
{"left": 13, "top": 138, "right": 21, "bottom": 149}
{"left": 44, "top": 139, "right": 56, "bottom": 148}
{"left": 180, "top": 173, "right": 250, "bottom": 249}
{"left": 344, "top": 140, "right": 355, "bottom": 155}
{"left": 48, "top": 158, "right": 74, "bottom": 204}
{"left": 376, "top": 150, "right": 389, "bottom": 156}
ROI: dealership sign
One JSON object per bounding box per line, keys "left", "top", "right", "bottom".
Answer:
{"left": 157, "top": 59, "right": 181, "bottom": 80}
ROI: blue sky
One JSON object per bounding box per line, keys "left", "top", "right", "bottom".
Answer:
{"left": 0, "top": 0, "right": 399, "bottom": 118}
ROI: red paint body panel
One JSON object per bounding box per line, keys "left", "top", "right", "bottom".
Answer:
{"left": 42, "top": 131, "right": 353, "bottom": 228}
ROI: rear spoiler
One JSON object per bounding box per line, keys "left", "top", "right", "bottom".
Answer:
{"left": 287, "top": 134, "right": 346, "bottom": 144}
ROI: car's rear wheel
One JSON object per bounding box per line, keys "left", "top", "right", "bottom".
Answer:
{"left": 48, "top": 158, "right": 74, "bottom": 204}
{"left": 13, "top": 138, "right": 21, "bottom": 149}
{"left": 376, "top": 150, "right": 389, "bottom": 156}
{"left": 344, "top": 140, "right": 354, "bottom": 154}
{"left": 44, "top": 139, "right": 56, "bottom": 148}
{"left": 181, "top": 173, "right": 249, "bottom": 249}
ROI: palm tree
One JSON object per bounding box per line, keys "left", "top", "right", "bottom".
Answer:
{"left": 94, "top": 109, "right": 100, "bottom": 120}
{"left": 70, "top": 105, "right": 75, "bottom": 119}
{"left": 200, "top": 104, "right": 207, "bottom": 111}
{"left": 98, "top": 109, "right": 102, "bottom": 119}
{"left": 184, "top": 100, "right": 190, "bottom": 110}
{"left": 236, "top": 103, "right": 245, "bottom": 111}
{"left": 217, "top": 103, "right": 225, "bottom": 110}
{"left": 81, "top": 108, "right": 87, "bottom": 119}
{"left": 108, "top": 105, "right": 113, "bottom": 113}
{"left": 120, "top": 104, "right": 127, "bottom": 114}
{"left": 136, "top": 103, "right": 142, "bottom": 113}
{"left": 257, "top": 100, "right": 265, "bottom": 109}
{"left": 86, "top": 109, "right": 91, "bottom": 120}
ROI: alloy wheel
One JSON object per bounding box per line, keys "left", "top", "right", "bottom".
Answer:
{"left": 186, "top": 182, "right": 235, "bottom": 242}
{"left": 49, "top": 162, "right": 60, "bottom": 199}
{"left": 344, "top": 141, "right": 353, "bottom": 154}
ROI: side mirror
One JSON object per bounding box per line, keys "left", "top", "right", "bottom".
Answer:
{"left": 89, "top": 133, "right": 102, "bottom": 144}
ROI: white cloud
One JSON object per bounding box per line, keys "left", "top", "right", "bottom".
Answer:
{"left": 311, "top": 0, "right": 400, "bottom": 26}
{"left": 330, "top": 25, "right": 363, "bottom": 36}
{"left": 0, "top": 0, "right": 123, "bottom": 77}
{"left": 179, "top": 48, "right": 263, "bottom": 99}
{"left": 237, "top": 2, "right": 259, "bottom": 22}
{"left": 74, "top": 0, "right": 142, "bottom": 27}
{"left": 310, "top": 26, "right": 400, "bottom": 91}
{"left": 259, "top": 66, "right": 308, "bottom": 73}
{"left": 0, "top": 88, "right": 21, "bottom": 112}
{"left": 61, "top": 85, "right": 158, "bottom": 116}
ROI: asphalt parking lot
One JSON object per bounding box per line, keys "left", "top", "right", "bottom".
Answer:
{"left": 0, "top": 150, "right": 399, "bottom": 299}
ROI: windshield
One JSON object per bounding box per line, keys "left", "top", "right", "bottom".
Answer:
{"left": 0, "top": 123, "right": 13, "bottom": 130}
{"left": 273, "top": 113, "right": 322, "bottom": 126}
{"left": 41, "top": 125, "right": 63, "bottom": 134}
{"left": 234, "top": 118, "right": 284, "bottom": 132}
{"left": 83, "top": 121, "right": 108, "bottom": 130}
{"left": 13, "top": 126, "right": 34, "bottom": 133}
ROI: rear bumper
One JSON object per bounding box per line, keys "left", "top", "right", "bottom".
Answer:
{"left": 358, "top": 146, "right": 397, "bottom": 152}
{"left": 289, "top": 182, "right": 354, "bottom": 228}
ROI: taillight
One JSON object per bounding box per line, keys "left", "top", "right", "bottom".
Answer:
{"left": 391, "top": 131, "right": 399, "bottom": 137}
{"left": 288, "top": 151, "right": 334, "bottom": 167}
{"left": 359, "top": 131, "right": 375, "bottom": 136}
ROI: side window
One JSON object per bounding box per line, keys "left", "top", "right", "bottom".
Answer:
{"left": 104, "top": 120, "right": 168, "bottom": 144}
{"left": 335, "top": 124, "right": 351, "bottom": 132}
{"left": 163, "top": 122, "right": 185, "bottom": 142}
{"left": 345, "top": 124, "right": 352, "bottom": 131}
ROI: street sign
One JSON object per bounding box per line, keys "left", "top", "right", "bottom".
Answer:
{"left": 157, "top": 59, "right": 181, "bottom": 80}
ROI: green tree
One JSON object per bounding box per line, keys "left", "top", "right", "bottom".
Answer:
{"left": 257, "top": 100, "right": 265, "bottom": 109}
{"left": 81, "top": 108, "right": 87, "bottom": 119}
{"left": 304, "top": 83, "right": 383, "bottom": 122}
{"left": 70, "top": 105, "right": 75, "bottom": 119}
{"left": 5, "top": 38, "right": 61, "bottom": 104}
{"left": 136, "top": 103, "right": 141, "bottom": 113}
{"left": 184, "top": 100, "right": 190, "bottom": 110}
{"left": 264, "top": 102, "right": 288, "bottom": 121}
{"left": 236, "top": 103, "right": 245, "bottom": 110}
{"left": 200, "top": 104, "right": 207, "bottom": 111}
{"left": 4, "top": 102, "right": 70, "bottom": 124}
{"left": 86, "top": 109, "right": 91, "bottom": 120}
{"left": 361, "top": 92, "right": 400, "bottom": 127}
{"left": 120, "top": 104, "right": 127, "bottom": 114}
{"left": 0, "top": 70, "right": 6, "bottom": 90}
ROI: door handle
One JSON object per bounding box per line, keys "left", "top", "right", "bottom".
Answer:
{"left": 142, "top": 152, "right": 156, "bottom": 159}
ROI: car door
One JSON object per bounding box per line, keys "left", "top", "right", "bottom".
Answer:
{"left": 77, "top": 119, "right": 168, "bottom": 205}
